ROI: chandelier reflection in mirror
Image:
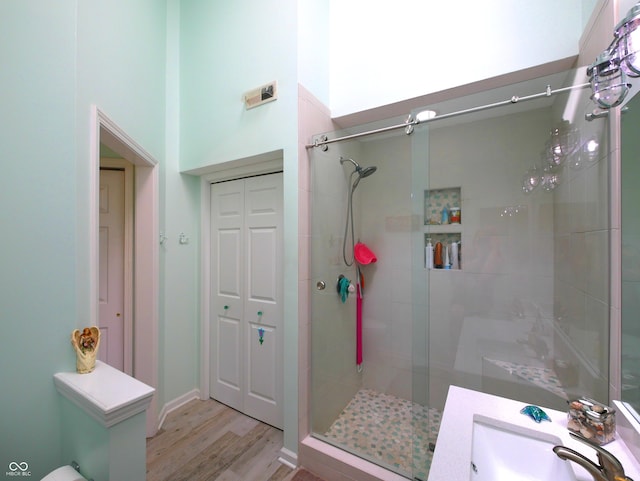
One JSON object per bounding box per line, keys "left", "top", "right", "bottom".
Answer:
{"left": 521, "top": 124, "right": 600, "bottom": 194}
{"left": 588, "top": 2, "right": 640, "bottom": 108}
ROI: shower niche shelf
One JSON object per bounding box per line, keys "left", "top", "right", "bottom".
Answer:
{"left": 424, "top": 186, "right": 462, "bottom": 270}
{"left": 424, "top": 232, "right": 462, "bottom": 270}
{"left": 424, "top": 224, "right": 463, "bottom": 234}
{"left": 424, "top": 186, "right": 462, "bottom": 227}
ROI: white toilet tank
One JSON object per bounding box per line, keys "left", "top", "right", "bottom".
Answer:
{"left": 40, "top": 465, "right": 88, "bottom": 481}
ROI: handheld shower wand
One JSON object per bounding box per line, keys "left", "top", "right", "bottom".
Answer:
{"left": 340, "top": 157, "right": 377, "bottom": 265}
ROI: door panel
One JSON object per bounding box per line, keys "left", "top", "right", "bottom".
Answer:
{"left": 247, "top": 323, "right": 277, "bottom": 402}
{"left": 215, "top": 316, "right": 241, "bottom": 407}
{"left": 218, "top": 229, "right": 242, "bottom": 297}
{"left": 247, "top": 227, "right": 278, "bottom": 304}
{"left": 211, "top": 181, "right": 245, "bottom": 411}
{"left": 210, "top": 173, "right": 283, "bottom": 429}
{"left": 98, "top": 169, "right": 125, "bottom": 371}
{"left": 243, "top": 174, "right": 283, "bottom": 428}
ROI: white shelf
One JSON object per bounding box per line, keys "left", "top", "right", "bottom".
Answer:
{"left": 424, "top": 224, "right": 462, "bottom": 234}
{"left": 54, "top": 361, "right": 155, "bottom": 427}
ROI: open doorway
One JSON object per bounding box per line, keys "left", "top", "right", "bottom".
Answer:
{"left": 99, "top": 156, "right": 133, "bottom": 374}
{"left": 90, "top": 106, "right": 160, "bottom": 437}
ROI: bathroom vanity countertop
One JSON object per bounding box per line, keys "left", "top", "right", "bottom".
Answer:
{"left": 54, "top": 360, "right": 154, "bottom": 428}
{"left": 428, "top": 385, "right": 640, "bottom": 481}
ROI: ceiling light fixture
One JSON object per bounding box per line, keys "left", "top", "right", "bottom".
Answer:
{"left": 617, "top": 3, "right": 640, "bottom": 76}
{"left": 588, "top": 1, "right": 640, "bottom": 108}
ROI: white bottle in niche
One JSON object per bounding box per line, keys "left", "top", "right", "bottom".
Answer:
{"left": 451, "top": 241, "right": 459, "bottom": 269}
{"left": 426, "top": 238, "right": 434, "bottom": 269}
{"left": 444, "top": 243, "right": 451, "bottom": 269}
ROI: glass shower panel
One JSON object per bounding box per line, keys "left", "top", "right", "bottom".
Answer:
{"left": 308, "top": 67, "right": 611, "bottom": 480}
{"left": 411, "top": 122, "right": 433, "bottom": 481}
{"left": 309, "top": 138, "right": 362, "bottom": 438}
{"left": 309, "top": 118, "right": 429, "bottom": 478}
{"left": 621, "top": 90, "right": 640, "bottom": 417}
{"left": 414, "top": 69, "right": 611, "bottom": 425}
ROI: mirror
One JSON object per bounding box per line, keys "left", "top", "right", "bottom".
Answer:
{"left": 621, "top": 89, "right": 640, "bottom": 421}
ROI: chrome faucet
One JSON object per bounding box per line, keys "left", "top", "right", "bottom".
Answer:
{"left": 553, "top": 432, "right": 633, "bottom": 481}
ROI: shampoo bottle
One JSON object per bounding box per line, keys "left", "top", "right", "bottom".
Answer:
{"left": 444, "top": 243, "right": 451, "bottom": 269}
{"left": 441, "top": 205, "right": 449, "bottom": 224}
{"left": 425, "top": 238, "right": 434, "bottom": 269}
{"left": 451, "top": 241, "right": 459, "bottom": 269}
{"left": 434, "top": 242, "right": 443, "bottom": 268}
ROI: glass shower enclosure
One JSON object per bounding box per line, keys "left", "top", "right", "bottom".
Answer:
{"left": 309, "top": 67, "right": 611, "bottom": 480}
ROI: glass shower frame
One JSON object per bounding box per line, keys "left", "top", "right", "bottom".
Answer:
{"left": 308, "top": 67, "right": 612, "bottom": 480}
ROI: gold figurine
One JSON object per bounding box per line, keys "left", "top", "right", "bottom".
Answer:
{"left": 71, "top": 327, "right": 101, "bottom": 373}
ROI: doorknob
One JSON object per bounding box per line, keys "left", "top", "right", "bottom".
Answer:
{"left": 317, "top": 280, "right": 326, "bottom": 290}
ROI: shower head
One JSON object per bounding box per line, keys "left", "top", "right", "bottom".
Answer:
{"left": 340, "top": 157, "right": 377, "bottom": 177}
{"left": 352, "top": 165, "right": 377, "bottom": 190}
{"left": 340, "top": 156, "right": 377, "bottom": 190}
{"left": 358, "top": 166, "right": 377, "bottom": 178}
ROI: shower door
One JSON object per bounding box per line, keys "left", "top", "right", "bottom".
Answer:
{"left": 309, "top": 122, "right": 434, "bottom": 479}
{"left": 309, "top": 140, "right": 363, "bottom": 439}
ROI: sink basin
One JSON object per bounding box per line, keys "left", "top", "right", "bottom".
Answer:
{"left": 470, "top": 414, "right": 576, "bottom": 481}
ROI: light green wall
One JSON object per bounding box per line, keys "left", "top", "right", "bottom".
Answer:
{"left": 0, "top": 1, "right": 186, "bottom": 478}
{"left": 75, "top": 0, "right": 201, "bottom": 451}
{"left": 0, "top": 1, "right": 78, "bottom": 477}
{"left": 179, "top": 0, "right": 300, "bottom": 454}
{"left": 160, "top": 0, "right": 201, "bottom": 409}
{"left": 179, "top": 0, "right": 299, "bottom": 170}
{"left": 0, "top": 1, "right": 302, "bottom": 474}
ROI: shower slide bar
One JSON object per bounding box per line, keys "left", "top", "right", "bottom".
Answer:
{"left": 306, "top": 82, "right": 591, "bottom": 150}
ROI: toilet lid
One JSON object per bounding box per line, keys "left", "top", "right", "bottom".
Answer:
{"left": 41, "top": 465, "right": 87, "bottom": 481}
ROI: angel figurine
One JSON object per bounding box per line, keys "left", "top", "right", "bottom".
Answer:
{"left": 71, "top": 327, "right": 101, "bottom": 373}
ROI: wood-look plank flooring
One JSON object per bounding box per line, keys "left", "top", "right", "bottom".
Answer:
{"left": 147, "top": 398, "right": 299, "bottom": 481}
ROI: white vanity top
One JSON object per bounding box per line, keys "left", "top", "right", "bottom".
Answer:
{"left": 428, "top": 385, "right": 640, "bottom": 481}
{"left": 54, "top": 361, "right": 155, "bottom": 428}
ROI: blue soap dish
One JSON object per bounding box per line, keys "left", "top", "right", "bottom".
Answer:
{"left": 520, "top": 405, "right": 551, "bottom": 423}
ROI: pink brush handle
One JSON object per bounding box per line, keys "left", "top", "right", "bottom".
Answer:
{"left": 356, "top": 287, "right": 363, "bottom": 365}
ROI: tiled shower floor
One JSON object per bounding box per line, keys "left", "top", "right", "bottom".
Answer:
{"left": 323, "top": 389, "right": 442, "bottom": 480}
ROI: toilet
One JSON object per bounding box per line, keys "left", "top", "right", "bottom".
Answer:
{"left": 41, "top": 464, "right": 88, "bottom": 481}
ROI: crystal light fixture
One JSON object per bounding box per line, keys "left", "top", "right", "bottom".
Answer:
{"left": 588, "top": 52, "right": 631, "bottom": 108}
{"left": 588, "top": 1, "right": 640, "bottom": 108}
{"left": 545, "top": 121, "right": 578, "bottom": 166}
{"left": 616, "top": 2, "right": 640, "bottom": 77}
{"left": 522, "top": 165, "right": 541, "bottom": 194}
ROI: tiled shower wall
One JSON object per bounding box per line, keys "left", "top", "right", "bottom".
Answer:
{"left": 356, "top": 106, "right": 561, "bottom": 410}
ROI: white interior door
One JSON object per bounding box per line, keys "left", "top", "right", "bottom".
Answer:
{"left": 210, "top": 179, "right": 244, "bottom": 410}
{"left": 99, "top": 169, "right": 125, "bottom": 371}
{"left": 210, "top": 173, "right": 283, "bottom": 429}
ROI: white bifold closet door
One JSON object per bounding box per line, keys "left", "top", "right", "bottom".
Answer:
{"left": 209, "top": 173, "right": 283, "bottom": 429}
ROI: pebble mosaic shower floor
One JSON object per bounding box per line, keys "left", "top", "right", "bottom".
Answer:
{"left": 323, "top": 389, "right": 442, "bottom": 480}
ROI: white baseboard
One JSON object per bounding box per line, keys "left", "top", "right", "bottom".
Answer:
{"left": 278, "top": 447, "right": 298, "bottom": 469}
{"left": 156, "top": 389, "right": 201, "bottom": 431}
